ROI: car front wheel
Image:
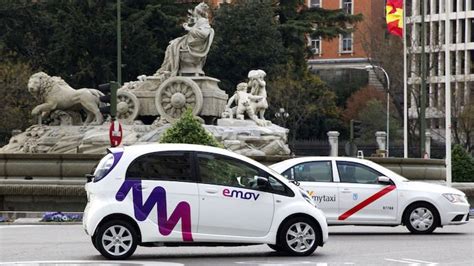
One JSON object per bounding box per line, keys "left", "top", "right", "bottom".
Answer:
{"left": 94, "top": 220, "right": 138, "bottom": 260}
{"left": 278, "top": 217, "right": 319, "bottom": 256}
{"left": 404, "top": 203, "right": 439, "bottom": 234}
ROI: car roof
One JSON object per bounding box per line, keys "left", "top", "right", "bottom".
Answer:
{"left": 270, "top": 156, "right": 376, "bottom": 171}
{"left": 110, "top": 143, "right": 296, "bottom": 186}
{"left": 111, "top": 143, "right": 270, "bottom": 170}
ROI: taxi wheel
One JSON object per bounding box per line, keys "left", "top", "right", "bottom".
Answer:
{"left": 278, "top": 217, "right": 319, "bottom": 256}
{"left": 404, "top": 203, "right": 439, "bottom": 234}
{"left": 95, "top": 220, "right": 138, "bottom": 260}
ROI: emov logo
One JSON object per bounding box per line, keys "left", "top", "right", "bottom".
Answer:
{"left": 223, "top": 188, "right": 260, "bottom": 200}
{"left": 115, "top": 180, "right": 193, "bottom": 241}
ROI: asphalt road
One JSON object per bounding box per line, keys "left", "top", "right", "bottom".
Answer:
{"left": 0, "top": 222, "right": 473, "bottom": 265}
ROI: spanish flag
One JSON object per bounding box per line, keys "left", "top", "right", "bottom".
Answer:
{"left": 386, "top": 0, "right": 403, "bottom": 37}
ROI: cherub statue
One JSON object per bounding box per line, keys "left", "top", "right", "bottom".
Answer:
{"left": 222, "top": 82, "right": 267, "bottom": 126}
{"left": 248, "top": 69, "right": 268, "bottom": 121}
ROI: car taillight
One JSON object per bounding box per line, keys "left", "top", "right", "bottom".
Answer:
{"left": 92, "top": 151, "right": 123, "bottom": 182}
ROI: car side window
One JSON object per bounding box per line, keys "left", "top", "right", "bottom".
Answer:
{"left": 126, "top": 152, "right": 193, "bottom": 182}
{"left": 336, "top": 161, "right": 381, "bottom": 184}
{"left": 197, "top": 153, "right": 293, "bottom": 196}
{"left": 197, "top": 152, "right": 261, "bottom": 189}
{"left": 283, "top": 161, "right": 333, "bottom": 182}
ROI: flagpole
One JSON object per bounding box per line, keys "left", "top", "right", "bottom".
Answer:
{"left": 403, "top": 0, "right": 408, "bottom": 158}
{"left": 445, "top": 0, "right": 452, "bottom": 187}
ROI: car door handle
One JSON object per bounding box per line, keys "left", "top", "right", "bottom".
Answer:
{"left": 341, "top": 189, "right": 352, "bottom": 193}
{"left": 204, "top": 188, "right": 218, "bottom": 194}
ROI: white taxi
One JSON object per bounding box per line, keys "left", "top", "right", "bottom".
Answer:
{"left": 83, "top": 144, "right": 328, "bottom": 259}
{"left": 271, "top": 157, "right": 470, "bottom": 234}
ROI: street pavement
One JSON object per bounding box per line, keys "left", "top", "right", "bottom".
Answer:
{"left": 0, "top": 222, "right": 473, "bottom": 265}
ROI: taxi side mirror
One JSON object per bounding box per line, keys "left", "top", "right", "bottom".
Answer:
{"left": 377, "top": 176, "right": 392, "bottom": 185}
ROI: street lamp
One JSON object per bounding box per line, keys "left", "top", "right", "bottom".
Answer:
{"left": 274, "top": 107, "right": 289, "bottom": 127}
{"left": 365, "top": 65, "right": 390, "bottom": 157}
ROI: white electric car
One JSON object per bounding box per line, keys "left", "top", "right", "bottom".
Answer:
{"left": 271, "top": 157, "right": 470, "bottom": 234}
{"left": 83, "top": 144, "right": 328, "bottom": 259}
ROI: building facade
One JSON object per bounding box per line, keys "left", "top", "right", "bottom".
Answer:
{"left": 306, "top": 0, "right": 385, "bottom": 87}
{"left": 407, "top": 1, "right": 474, "bottom": 140}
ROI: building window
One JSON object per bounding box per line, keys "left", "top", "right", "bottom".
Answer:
{"left": 309, "top": 37, "right": 321, "bottom": 55}
{"left": 342, "top": 0, "right": 352, "bottom": 14}
{"left": 340, "top": 32, "right": 353, "bottom": 53}
{"left": 309, "top": 0, "right": 321, "bottom": 8}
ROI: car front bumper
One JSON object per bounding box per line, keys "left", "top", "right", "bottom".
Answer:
{"left": 440, "top": 202, "right": 470, "bottom": 225}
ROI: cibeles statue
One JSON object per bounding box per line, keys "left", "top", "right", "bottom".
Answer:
{"left": 154, "top": 2, "right": 213, "bottom": 78}
{"left": 113, "top": 2, "right": 225, "bottom": 124}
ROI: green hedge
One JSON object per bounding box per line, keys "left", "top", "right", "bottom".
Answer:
{"left": 452, "top": 144, "right": 474, "bottom": 182}
{"left": 160, "top": 109, "right": 221, "bottom": 147}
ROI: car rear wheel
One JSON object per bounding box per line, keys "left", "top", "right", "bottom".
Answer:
{"left": 278, "top": 217, "right": 319, "bottom": 256}
{"left": 404, "top": 203, "right": 439, "bottom": 234}
{"left": 94, "top": 220, "right": 138, "bottom": 260}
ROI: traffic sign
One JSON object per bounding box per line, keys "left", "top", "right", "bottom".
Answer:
{"left": 109, "top": 121, "right": 123, "bottom": 147}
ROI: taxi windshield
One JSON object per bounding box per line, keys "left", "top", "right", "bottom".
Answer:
{"left": 382, "top": 166, "right": 409, "bottom": 182}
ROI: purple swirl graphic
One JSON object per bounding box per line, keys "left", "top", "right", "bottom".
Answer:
{"left": 116, "top": 180, "right": 193, "bottom": 241}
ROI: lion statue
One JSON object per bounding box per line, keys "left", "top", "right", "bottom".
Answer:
{"left": 28, "top": 72, "right": 104, "bottom": 125}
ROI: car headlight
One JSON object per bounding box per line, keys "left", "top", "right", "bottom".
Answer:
{"left": 443, "top": 193, "right": 467, "bottom": 203}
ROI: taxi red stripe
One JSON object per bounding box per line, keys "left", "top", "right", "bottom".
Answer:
{"left": 338, "top": 185, "right": 396, "bottom": 221}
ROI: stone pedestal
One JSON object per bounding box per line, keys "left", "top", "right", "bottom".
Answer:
{"left": 375, "top": 131, "right": 387, "bottom": 155}
{"left": 425, "top": 131, "right": 431, "bottom": 158}
{"left": 327, "top": 131, "right": 340, "bottom": 157}
{"left": 0, "top": 119, "right": 291, "bottom": 156}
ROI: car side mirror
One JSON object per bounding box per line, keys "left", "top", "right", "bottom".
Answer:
{"left": 377, "top": 176, "right": 392, "bottom": 185}
{"left": 256, "top": 176, "right": 270, "bottom": 190}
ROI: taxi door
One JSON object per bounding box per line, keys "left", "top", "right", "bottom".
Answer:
{"left": 335, "top": 160, "right": 398, "bottom": 223}
{"left": 281, "top": 160, "right": 339, "bottom": 222}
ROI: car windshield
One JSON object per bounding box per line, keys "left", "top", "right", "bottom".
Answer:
{"left": 266, "top": 167, "right": 296, "bottom": 184}
{"left": 374, "top": 163, "right": 409, "bottom": 182}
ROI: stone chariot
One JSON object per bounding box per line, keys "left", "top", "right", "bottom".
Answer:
{"left": 116, "top": 74, "right": 227, "bottom": 124}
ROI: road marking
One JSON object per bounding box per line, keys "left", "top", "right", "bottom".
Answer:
{"left": 385, "top": 258, "right": 438, "bottom": 265}
{"left": 235, "top": 261, "right": 314, "bottom": 265}
{"left": 0, "top": 225, "right": 46, "bottom": 229}
{"left": 402, "top": 258, "right": 437, "bottom": 265}
{"left": 385, "top": 258, "right": 417, "bottom": 264}
{"left": 338, "top": 185, "right": 396, "bottom": 220}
